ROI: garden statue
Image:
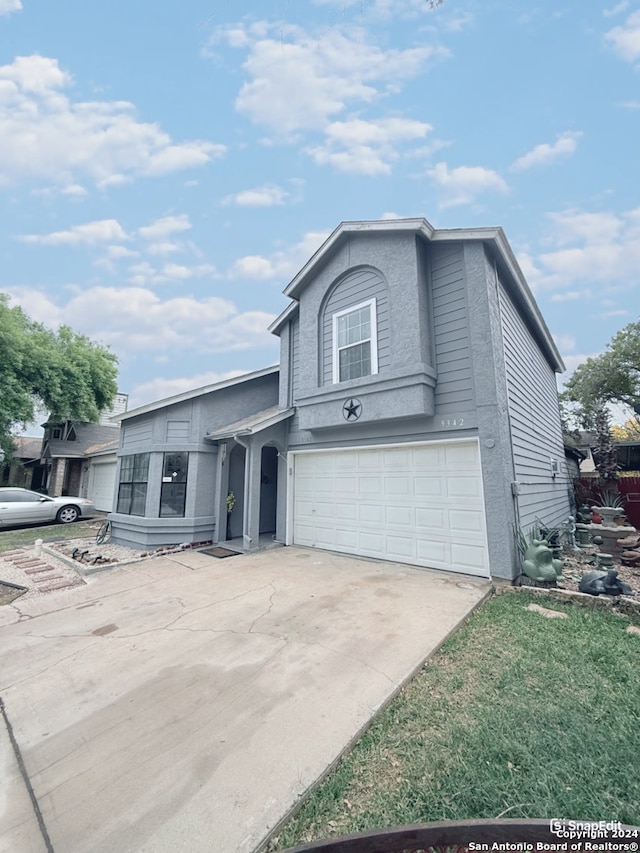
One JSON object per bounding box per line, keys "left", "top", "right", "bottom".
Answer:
{"left": 579, "top": 568, "right": 633, "bottom": 597}
{"left": 576, "top": 505, "right": 592, "bottom": 525}
{"left": 522, "top": 539, "right": 564, "bottom": 583}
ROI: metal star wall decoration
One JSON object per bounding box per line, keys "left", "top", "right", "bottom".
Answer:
{"left": 343, "top": 398, "right": 362, "bottom": 421}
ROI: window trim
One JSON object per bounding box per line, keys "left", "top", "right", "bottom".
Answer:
{"left": 116, "top": 453, "right": 150, "bottom": 516}
{"left": 159, "top": 451, "right": 189, "bottom": 518}
{"left": 332, "top": 298, "right": 378, "bottom": 385}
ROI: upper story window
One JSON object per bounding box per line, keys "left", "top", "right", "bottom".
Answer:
{"left": 332, "top": 298, "right": 378, "bottom": 384}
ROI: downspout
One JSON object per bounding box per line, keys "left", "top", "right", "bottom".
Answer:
{"left": 493, "top": 256, "right": 521, "bottom": 531}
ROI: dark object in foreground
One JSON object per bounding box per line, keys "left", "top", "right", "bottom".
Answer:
{"left": 579, "top": 568, "right": 633, "bottom": 597}
{"left": 274, "top": 819, "right": 640, "bottom": 852}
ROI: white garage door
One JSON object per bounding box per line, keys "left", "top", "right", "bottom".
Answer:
{"left": 291, "top": 441, "right": 489, "bottom": 577}
{"left": 89, "top": 462, "right": 117, "bottom": 512}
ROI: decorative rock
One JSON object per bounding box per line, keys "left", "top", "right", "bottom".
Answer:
{"left": 597, "top": 553, "right": 614, "bottom": 569}
{"left": 526, "top": 603, "right": 568, "bottom": 619}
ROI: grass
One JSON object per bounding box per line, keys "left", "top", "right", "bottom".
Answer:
{"left": 0, "top": 516, "right": 103, "bottom": 553}
{"left": 269, "top": 592, "right": 640, "bottom": 850}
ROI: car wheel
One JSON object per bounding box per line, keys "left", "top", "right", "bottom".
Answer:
{"left": 57, "top": 505, "right": 80, "bottom": 524}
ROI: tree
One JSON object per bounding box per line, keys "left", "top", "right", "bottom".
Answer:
{"left": 561, "top": 319, "right": 640, "bottom": 482}
{"left": 562, "top": 319, "right": 640, "bottom": 424}
{"left": 0, "top": 295, "right": 118, "bottom": 460}
{"left": 611, "top": 419, "right": 640, "bottom": 441}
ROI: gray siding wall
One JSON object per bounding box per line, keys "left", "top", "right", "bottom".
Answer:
{"left": 320, "top": 267, "right": 390, "bottom": 385}
{"left": 430, "top": 243, "right": 474, "bottom": 413}
{"left": 498, "top": 277, "right": 571, "bottom": 532}
{"left": 111, "top": 372, "right": 280, "bottom": 547}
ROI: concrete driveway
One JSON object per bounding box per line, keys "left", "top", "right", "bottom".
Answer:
{"left": 0, "top": 546, "right": 490, "bottom": 853}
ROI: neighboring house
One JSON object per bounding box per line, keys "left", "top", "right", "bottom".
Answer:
{"left": 40, "top": 393, "right": 128, "bottom": 510}
{"left": 110, "top": 218, "right": 572, "bottom": 581}
{"left": 0, "top": 437, "right": 46, "bottom": 490}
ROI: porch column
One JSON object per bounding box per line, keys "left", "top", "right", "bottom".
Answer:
{"left": 240, "top": 439, "right": 262, "bottom": 550}
{"left": 214, "top": 442, "right": 230, "bottom": 543}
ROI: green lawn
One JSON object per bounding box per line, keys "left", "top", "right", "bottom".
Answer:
{"left": 0, "top": 517, "right": 103, "bottom": 553}
{"left": 269, "top": 591, "right": 640, "bottom": 851}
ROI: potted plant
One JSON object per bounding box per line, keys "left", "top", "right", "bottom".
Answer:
{"left": 591, "top": 486, "right": 625, "bottom": 527}
{"left": 226, "top": 492, "right": 235, "bottom": 539}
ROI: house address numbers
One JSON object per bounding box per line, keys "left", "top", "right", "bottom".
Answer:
{"left": 440, "top": 418, "right": 464, "bottom": 428}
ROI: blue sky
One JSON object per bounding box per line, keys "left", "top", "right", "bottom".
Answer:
{"left": 2, "top": 0, "right": 639, "bottom": 416}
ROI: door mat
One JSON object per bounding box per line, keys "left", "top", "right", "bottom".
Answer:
{"left": 200, "top": 547, "right": 241, "bottom": 559}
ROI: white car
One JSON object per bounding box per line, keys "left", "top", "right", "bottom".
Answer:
{"left": 0, "top": 488, "right": 95, "bottom": 528}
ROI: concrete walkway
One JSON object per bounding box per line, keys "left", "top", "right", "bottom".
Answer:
{"left": 0, "top": 546, "right": 490, "bottom": 853}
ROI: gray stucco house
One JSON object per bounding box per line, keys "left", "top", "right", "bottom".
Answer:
{"left": 110, "top": 218, "right": 571, "bottom": 580}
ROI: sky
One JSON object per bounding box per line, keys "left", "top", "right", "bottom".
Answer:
{"left": 1, "top": 0, "right": 639, "bottom": 420}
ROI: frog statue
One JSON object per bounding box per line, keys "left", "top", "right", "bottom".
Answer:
{"left": 576, "top": 505, "right": 593, "bottom": 525}
{"left": 522, "top": 538, "right": 564, "bottom": 583}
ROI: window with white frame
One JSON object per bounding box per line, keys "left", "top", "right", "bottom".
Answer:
{"left": 332, "top": 298, "right": 378, "bottom": 383}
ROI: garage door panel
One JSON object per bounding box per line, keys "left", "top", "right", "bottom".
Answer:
{"left": 383, "top": 448, "right": 411, "bottom": 468}
{"left": 414, "top": 477, "right": 444, "bottom": 497}
{"left": 451, "top": 543, "right": 487, "bottom": 570}
{"left": 415, "top": 507, "right": 446, "bottom": 531}
{"left": 446, "top": 476, "right": 483, "bottom": 498}
{"left": 292, "top": 441, "right": 488, "bottom": 577}
{"left": 385, "top": 536, "right": 414, "bottom": 558}
{"left": 359, "top": 531, "right": 385, "bottom": 554}
{"left": 335, "top": 477, "right": 358, "bottom": 495}
{"left": 336, "top": 530, "right": 359, "bottom": 549}
{"left": 359, "top": 477, "right": 383, "bottom": 496}
{"left": 412, "top": 446, "right": 444, "bottom": 466}
{"left": 416, "top": 539, "right": 449, "bottom": 563}
{"left": 359, "top": 504, "right": 384, "bottom": 524}
{"left": 357, "top": 451, "right": 383, "bottom": 470}
{"left": 445, "top": 443, "right": 478, "bottom": 465}
{"left": 449, "top": 509, "right": 483, "bottom": 532}
{"left": 385, "top": 506, "right": 412, "bottom": 526}
{"left": 385, "top": 476, "right": 411, "bottom": 496}
{"left": 334, "top": 501, "right": 358, "bottom": 521}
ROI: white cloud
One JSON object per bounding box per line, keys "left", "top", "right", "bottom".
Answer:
{"left": 129, "top": 370, "right": 251, "bottom": 409}
{"left": 511, "top": 131, "right": 582, "bottom": 172}
{"left": 229, "top": 229, "right": 330, "bottom": 281}
{"left": 427, "top": 161, "right": 508, "bottom": 207}
{"left": 61, "top": 184, "right": 88, "bottom": 198}
{"left": 544, "top": 209, "right": 622, "bottom": 247}
{"left": 0, "top": 55, "right": 225, "bottom": 188}
{"left": 128, "top": 260, "right": 216, "bottom": 286}
{"left": 605, "top": 10, "right": 640, "bottom": 63}
{"left": 0, "top": 0, "right": 22, "bottom": 16}
{"left": 550, "top": 290, "right": 589, "bottom": 302}
{"left": 552, "top": 333, "right": 576, "bottom": 352}
{"left": 5, "top": 286, "right": 277, "bottom": 358}
{"left": 230, "top": 255, "right": 277, "bottom": 280}
{"left": 146, "top": 242, "right": 180, "bottom": 255}
{"left": 525, "top": 206, "right": 640, "bottom": 292}
{"left": 20, "top": 218, "right": 128, "bottom": 246}
{"left": 307, "top": 117, "right": 432, "bottom": 175}
{"left": 217, "top": 21, "right": 447, "bottom": 136}
{"left": 137, "top": 214, "right": 192, "bottom": 241}
{"left": 604, "top": 1, "right": 629, "bottom": 17}
{"left": 222, "top": 184, "right": 289, "bottom": 207}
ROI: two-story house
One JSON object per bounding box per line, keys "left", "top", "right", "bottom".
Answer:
{"left": 109, "top": 218, "right": 571, "bottom": 581}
